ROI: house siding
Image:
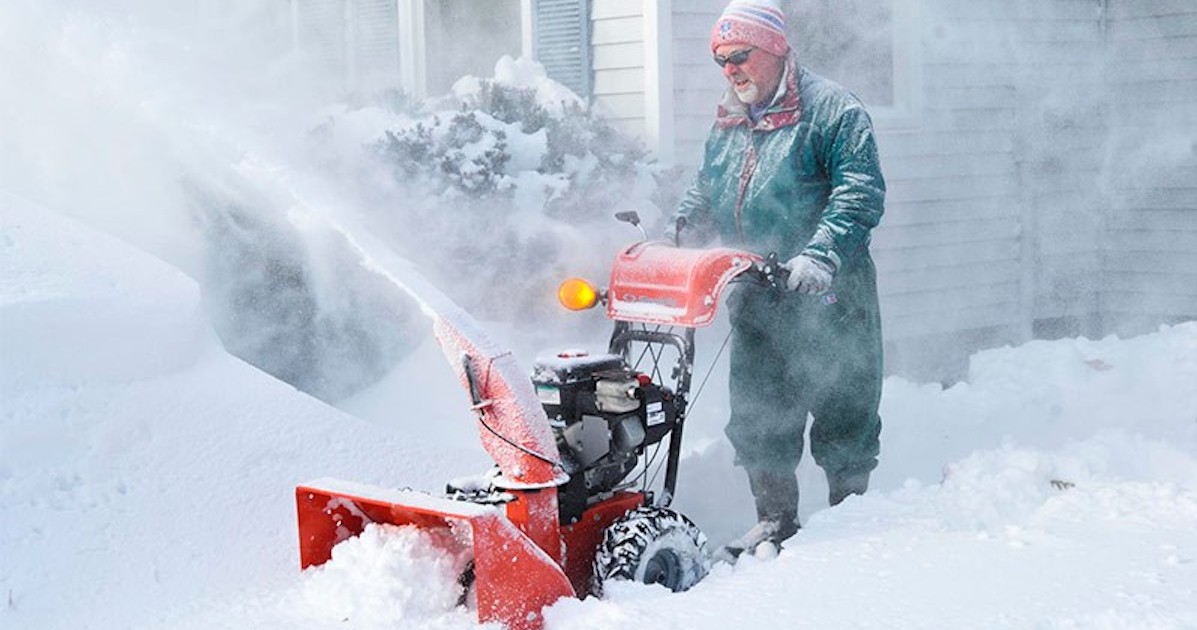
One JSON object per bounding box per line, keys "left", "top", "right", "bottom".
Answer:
{"left": 874, "top": 0, "right": 1196, "bottom": 375}
{"left": 588, "top": 1, "right": 724, "bottom": 163}
{"left": 867, "top": 0, "right": 1197, "bottom": 377}
{"left": 591, "top": 3, "right": 646, "bottom": 136}
{"left": 596, "top": 0, "right": 1195, "bottom": 379}
{"left": 669, "top": 2, "right": 726, "bottom": 169}
{"left": 289, "top": 0, "right": 1196, "bottom": 381}
{"left": 869, "top": 1, "right": 1031, "bottom": 356}
{"left": 1102, "top": 0, "right": 1197, "bottom": 333}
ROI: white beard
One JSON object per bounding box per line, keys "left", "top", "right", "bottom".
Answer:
{"left": 733, "top": 81, "right": 760, "bottom": 105}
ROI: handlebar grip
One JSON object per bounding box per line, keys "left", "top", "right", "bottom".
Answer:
{"left": 752, "top": 253, "right": 789, "bottom": 289}
{"left": 674, "top": 217, "right": 686, "bottom": 247}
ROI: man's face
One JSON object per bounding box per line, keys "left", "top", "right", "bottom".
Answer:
{"left": 714, "top": 44, "right": 784, "bottom": 106}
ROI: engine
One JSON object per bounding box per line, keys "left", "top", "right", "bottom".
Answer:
{"left": 531, "top": 351, "right": 677, "bottom": 524}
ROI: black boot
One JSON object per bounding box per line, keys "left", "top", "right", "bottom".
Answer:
{"left": 714, "top": 469, "right": 800, "bottom": 564}
{"left": 747, "top": 468, "right": 800, "bottom": 535}
{"left": 828, "top": 470, "right": 870, "bottom": 506}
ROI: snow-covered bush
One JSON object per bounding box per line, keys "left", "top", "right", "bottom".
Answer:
{"left": 378, "top": 110, "right": 512, "bottom": 198}
{"left": 196, "top": 57, "right": 684, "bottom": 403}
{"left": 357, "top": 56, "right": 681, "bottom": 320}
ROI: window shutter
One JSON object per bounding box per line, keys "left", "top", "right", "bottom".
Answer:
{"left": 295, "top": 0, "right": 349, "bottom": 75}
{"left": 352, "top": 0, "right": 401, "bottom": 90}
{"left": 535, "top": 0, "right": 591, "bottom": 98}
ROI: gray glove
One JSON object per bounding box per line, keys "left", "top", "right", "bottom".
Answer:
{"left": 783, "top": 254, "right": 834, "bottom": 295}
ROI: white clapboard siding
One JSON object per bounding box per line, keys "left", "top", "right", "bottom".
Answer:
{"left": 585, "top": 1, "right": 726, "bottom": 161}
{"left": 865, "top": 0, "right": 1100, "bottom": 357}
{"left": 998, "top": 0, "right": 1102, "bottom": 334}
{"left": 1108, "top": 12, "right": 1197, "bottom": 40}
{"left": 879, "top": 130, "right": 1015, "bottom": 160}
{"left": 884, "top": 302, "right": 1022, "bottom": 341}
{"left": 932, "top": 0, "right": 1100, "bottom": 21}
{"left": 590, "top": 6, "right": 644, "bottom": 136}
{"left": 592, "top": 41, "right": 644, "bottom": 70}
{"left": 872, "top": 239, "right": 1020, "bottom": 272}
{"left": 669, "top": 1, "right": 726, "bottom": 169}
{"left": 1102, "top": 0, "right": 1197, "bottom": 332}
{"left": 1107, "top": 0, "right": 1194, "bottom": 19}
{"left": 882, "top": 198, "right": 1019, "bottom": 228}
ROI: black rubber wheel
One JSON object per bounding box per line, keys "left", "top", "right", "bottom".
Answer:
{"left": 592, "top": 506, "right": 710, "bottom": 595}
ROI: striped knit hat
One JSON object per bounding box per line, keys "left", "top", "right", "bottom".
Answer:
{"left": 711, "top": 0, "right": 790, "bottom": 57}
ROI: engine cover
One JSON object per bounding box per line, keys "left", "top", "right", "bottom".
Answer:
{"left": 531, "top": 351, "right": 677, "bottom": 523}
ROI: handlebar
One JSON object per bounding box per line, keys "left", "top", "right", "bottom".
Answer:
{"left": 664, "top": 216, "right": 787, "bottom": 290}
{"left": 741, "top": 253, "right": 839, "bottom": 305}
{"left": 741, "top": 252, "right": 790, "bottom": 290}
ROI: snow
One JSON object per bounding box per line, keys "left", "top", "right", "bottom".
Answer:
{"left": 3, "top": 4, "right": 1197, "bottom": 629}
{"left": 453, "top": 55, "right": 586, "bottom": 117}
{"left": 0, "top": 193, "right": 492, "bottom": 630}
{"left": 297, "top": 524, "right": 474, "bottom": 628}
{"left": 6, "top": 179, "right": 1197, "bottom": 630}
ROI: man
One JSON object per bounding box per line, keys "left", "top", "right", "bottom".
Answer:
{"left": 669, "top": 0, "right": 885, "bottom": 561}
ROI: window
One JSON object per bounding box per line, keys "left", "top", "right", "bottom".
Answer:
{"left": 291, "top": 0, "right": 402, "bottom": 93}
{"left": 785, "top": 0, "right": 920, "bottom": 128}
{"left": 425, "top": 0, "right": 521, "bottom": 94}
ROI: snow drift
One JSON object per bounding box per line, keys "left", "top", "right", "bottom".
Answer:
{"left": 4, "top": 185, "right": 1197, "bottom": 630}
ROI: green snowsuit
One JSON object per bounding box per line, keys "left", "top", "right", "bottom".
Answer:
{"left": 673, "top": 56, "right": 884, "bottom": 483}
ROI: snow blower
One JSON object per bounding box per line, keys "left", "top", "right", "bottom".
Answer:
{"left": 295, "top": 212, "right": 787, "bottom": 629}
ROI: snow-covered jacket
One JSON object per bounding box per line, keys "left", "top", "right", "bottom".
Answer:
{"left": 673, "top": 54, "right": 885, "bottom": 278}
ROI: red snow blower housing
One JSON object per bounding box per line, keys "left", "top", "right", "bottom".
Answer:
{"left": 295, "top": 213, "right": 788, "bottom": 629}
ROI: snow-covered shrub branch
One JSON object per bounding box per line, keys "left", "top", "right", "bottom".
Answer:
{"left": 197, "top": 57, "right": 685, "bottom": 403}
{"left": 339, "top": 57, "right": 682, "bottom": 321}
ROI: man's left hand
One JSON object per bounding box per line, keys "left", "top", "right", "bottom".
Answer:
{"left": 783, "top": 254, "right": 834, "bottom": 295}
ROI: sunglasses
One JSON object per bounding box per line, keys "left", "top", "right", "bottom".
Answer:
{"left": 714, "top": 48, "right": 755, "bottom": 67}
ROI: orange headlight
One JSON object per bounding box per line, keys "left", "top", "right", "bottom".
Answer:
{"left": 557, "top": 277, "right": 599, "bottom": 311}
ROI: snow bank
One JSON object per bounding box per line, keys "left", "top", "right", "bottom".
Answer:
{"left": 0, "top": 191, "right": 209, "bottom": 392}
{"left": 0, "top": 197, "right": 490, "bottom": 630}
{"left": 5, "top": 189, "right": 1196, "bottom": 630}
{"left": 878, "top": 325, "right": 1197, "bottom": 489}
{"left": 298, "top": 524, "right": 474, "bottom": 627}
{"left": 544, "top": 423, "right": 1197, "bottom": 630}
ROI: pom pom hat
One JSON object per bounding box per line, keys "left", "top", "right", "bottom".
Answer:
{"left": 711, "top": 0, "right": 790, "bottom": 58}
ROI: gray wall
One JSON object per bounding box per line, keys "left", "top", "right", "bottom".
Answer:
{"left": 1101, "top": 0, "right": 1197, "bottom": 334}
{"left": 871, "top": 0, "right": 1112, "bottom": 377}
{"left": 775, "top": 0, "right": 1197, "bottom": 380}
